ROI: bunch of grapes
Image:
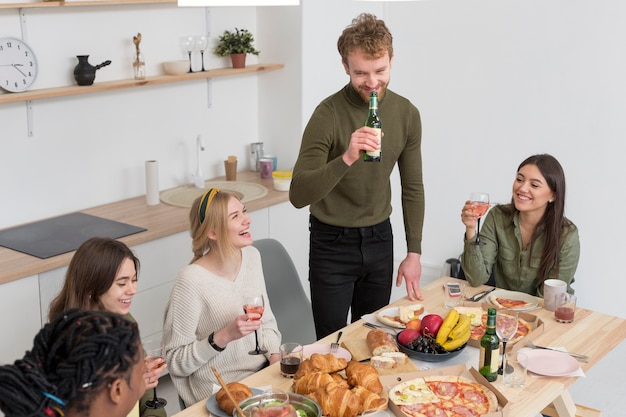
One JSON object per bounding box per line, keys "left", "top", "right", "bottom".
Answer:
{"left": 406, "top": 334, "right": 447, "bottom": 354}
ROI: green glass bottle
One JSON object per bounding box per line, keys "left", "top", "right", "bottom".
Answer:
{"left": 364, "top": 91, "right": 382, "bottom": 162}
{"left": 479, "top": 307, "right": 500, "bottom": 382}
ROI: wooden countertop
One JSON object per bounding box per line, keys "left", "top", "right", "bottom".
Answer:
{"left": 0, "top": 171, "right": 289, "bottom": 285}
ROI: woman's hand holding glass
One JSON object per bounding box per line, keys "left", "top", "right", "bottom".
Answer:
{"left": 144, "top": 350, "right": 167, "bottom": 389}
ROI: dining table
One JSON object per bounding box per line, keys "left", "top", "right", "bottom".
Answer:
{"left": 172, "top": 276, "right": 626, "bottom": 417}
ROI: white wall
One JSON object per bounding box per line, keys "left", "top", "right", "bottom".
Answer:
{"left": 1, "top": 0, "right": 625, "bottom": 320}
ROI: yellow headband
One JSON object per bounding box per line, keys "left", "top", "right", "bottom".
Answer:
{"left": 198, "top": 188, "right": 220, "bottom": 224}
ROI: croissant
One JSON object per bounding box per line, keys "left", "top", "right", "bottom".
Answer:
{"left": 330, "top": 372, "right": 350, "bottom": 389}
{"left": 345, "top": 360, "right": 383, "bottom": 394}
{"left": 295, "top": 353, "right": 347, "bottom": 379}
{"left": 351, "top": 385, "right": 388, "bottom": 413}
{"left": 293, "top": 371, "right": 334, "bottom": 394}
{"left": 215, "top": 382, "right": 253, "bottom": 415}
{"left": 309, "top": 381, "right": 361, "bottom": 417}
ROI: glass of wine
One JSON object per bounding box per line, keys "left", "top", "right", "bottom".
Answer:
{"left": 180, "top": 36, "right": 195, "bottom": 73}
{"left": 469, "top": 192, "right": 490, "bottom": 245}
{"left": 195, "top": 35, "right": 209, "bottom": 72}
{"left": 496, "top": 309, "right": 518, "bottom": 375}
{"left": 243, "top": 292, "right": 267, "bottom": 355}
{"left": 143, "top": 343, "right": 168, "bottom": 409}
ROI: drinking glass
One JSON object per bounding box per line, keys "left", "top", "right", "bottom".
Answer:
{"left": 496, "top": 309, "right": 518, "bottom": 375}
{"left": 180, "top": 36, "right": 195, "bottom": 73}
{"left": 195, "top": 35, "right": 209, "bottom": 72}
{"left": 143, "top": 343, "right": 167, "bottom": 409}
{"left": 469, "top": 192, "right": 490, "bottom": 245}
{"left": 243, "top": 292, "right": 267, "bottom": 355}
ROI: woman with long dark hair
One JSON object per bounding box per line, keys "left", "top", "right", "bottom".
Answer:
{"left": 460, "top": 154, "right": 580, "bottom": 296}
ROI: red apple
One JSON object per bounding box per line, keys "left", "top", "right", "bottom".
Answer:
{"left": 397, "top": 329, "right": 420, "bottom": 346}
{"left": 420, "top": 314, "right": 444, "bottom": 336}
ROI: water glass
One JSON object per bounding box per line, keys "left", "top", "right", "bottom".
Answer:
{"left": 503, "top": 351, "right": 528, "bottom": 387}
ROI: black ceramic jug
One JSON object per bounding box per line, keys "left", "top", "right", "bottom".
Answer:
{"left": 73, "top": 55, "right": 112, "bottom": 86}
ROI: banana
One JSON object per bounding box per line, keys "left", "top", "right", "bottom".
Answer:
{"left": 435, "top": 309, "right": 460, "bottom": 345}
{"left": 447, "top": 314, "right": 471, "bottom": 341}
{"left": 441, "top": 314, "right": 471, "bottom": 351}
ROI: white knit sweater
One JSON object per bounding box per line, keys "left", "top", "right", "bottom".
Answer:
{"left": 162, "top": 246, "right": 281, "bottom": 406}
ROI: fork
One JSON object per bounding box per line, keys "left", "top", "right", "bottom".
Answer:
{"left": 526, "top": 341, "right": 589, "bottom": 362}
{"left": 330, "top": 331, "right": 342, "bottom": 354}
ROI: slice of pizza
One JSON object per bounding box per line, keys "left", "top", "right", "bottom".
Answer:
{"left": 388, "top": 377, "right": 440, "bottom": 406}
{"left": 490, "top": 294, "right": 531, "bottom": 309}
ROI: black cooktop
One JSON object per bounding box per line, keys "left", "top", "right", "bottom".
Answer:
{"left": 0, "top": 212, "right": 146, "bottom": 259}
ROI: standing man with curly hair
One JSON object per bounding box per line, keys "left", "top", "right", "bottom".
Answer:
{"left": 290, "top": 13, "right": 425, "bottom": 339}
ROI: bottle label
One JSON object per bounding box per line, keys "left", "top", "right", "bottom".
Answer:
{"left": 479, "top": 346, "right": 500, "bottom": 372}
{"left": 366, "top": 128, "right": 382, "bottom": 157}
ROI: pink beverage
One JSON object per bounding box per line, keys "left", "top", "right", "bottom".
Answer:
{"left": 280, "top": 357, "right": 301, "bottom": 377}
{"left": 555, "top": 306, "right": 575, "bottom": 322}
{"left": 244, "top": 305, "right": 265, "bottom": 320}
{"left": 471, "top": 201, "right": 490, "bottom": 218}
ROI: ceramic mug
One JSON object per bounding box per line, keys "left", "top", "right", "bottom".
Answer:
{"left": 543, "top": 279, "right": 567, "bottom": 311}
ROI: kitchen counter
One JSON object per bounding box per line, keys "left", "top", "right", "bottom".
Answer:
{"left": 0, "top": 171, "right": 289, "bottom": 285}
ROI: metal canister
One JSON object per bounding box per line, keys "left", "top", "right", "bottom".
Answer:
{"left": 249, "top": 142, "right": 264, "bottom": 172}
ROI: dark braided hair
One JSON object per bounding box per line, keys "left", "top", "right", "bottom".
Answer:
{"left": 0, "top": 308, "right": 142, "bottom": 417}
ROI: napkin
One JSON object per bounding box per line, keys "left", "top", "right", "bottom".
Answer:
{"left": 520, "top": 347, "right": 586, "bottom": 378}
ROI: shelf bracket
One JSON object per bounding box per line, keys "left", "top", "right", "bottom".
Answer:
{"left": 205, "top": 7, "right": 212, "bottom": 108}
{"left": 26, "top": 100, "right": 34, "bottom": 137}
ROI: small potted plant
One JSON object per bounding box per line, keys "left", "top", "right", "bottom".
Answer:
{"left": 213, "top": 27, "right": 260, "bottom": 68}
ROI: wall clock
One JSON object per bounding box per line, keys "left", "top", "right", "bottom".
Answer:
{"left": 0, "top": 37, "right": 38, "bottom": 93}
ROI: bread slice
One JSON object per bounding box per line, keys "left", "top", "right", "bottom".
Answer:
{"left": 381, "top": 351, "right": 408, "bottom": 365}
{"left": 398, "top": 304, "right": 425, "bottom": 323}
{"left": 370, "top": 355, "right": 397, "bottom": 369}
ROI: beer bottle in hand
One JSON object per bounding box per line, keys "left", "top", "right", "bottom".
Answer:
{"left": 479, "top": 308, "right": 500, "bottom": 382}
{"left": 364, "top": 91, "right": 382, "bottom": 162}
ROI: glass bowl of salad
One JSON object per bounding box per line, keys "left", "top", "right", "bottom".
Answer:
{"left": 237, "top": 391, "right": 321, "bottom": 417}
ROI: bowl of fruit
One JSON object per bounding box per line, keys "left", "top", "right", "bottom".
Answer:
{"left": 395, "top": 310, "right": 470, "bottom": 362}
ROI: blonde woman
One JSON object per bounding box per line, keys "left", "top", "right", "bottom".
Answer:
{"left": 162, "top": 189, "right": 281, "bottom": 407}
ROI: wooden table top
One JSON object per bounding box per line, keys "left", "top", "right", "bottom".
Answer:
{"left": 172, "top": 277, "right": 626, "bottom": 417}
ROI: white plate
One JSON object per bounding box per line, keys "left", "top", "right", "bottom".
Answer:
{"left": 363, "top": 307, "right": 427, "bottom": 329}
{"left": 205, "top": 388, "right": 263, "bottom": 417}
{"left": 302, "top": 344, "right": 352, "bottom": 361}
{"left": 525, "top": 349, "right": 580, "bottom": 376}
{"left": 487, "top": 289, "right": 539, "bottom": 311}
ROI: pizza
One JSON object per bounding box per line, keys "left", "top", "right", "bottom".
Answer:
{"left": 389, "top": 375, "right": 498, "bottom": 417}
{"left": 469, "top": 313, "right": 532, "bottom": 344}
{"left": 375, "top": 304, "right": 424, "bottom": 328}
{"left": 490, "top": 295, "right": 531, "bottom": 309}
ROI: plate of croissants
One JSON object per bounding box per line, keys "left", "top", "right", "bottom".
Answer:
{"left": 292, "top": 353, "right": 388, "bottom": 417}
{"left": 206, "top": 383, "right": 263, "bottom": 417}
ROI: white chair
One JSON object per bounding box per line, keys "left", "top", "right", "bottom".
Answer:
{"left": 252, "top": 238, "right": 317, "bottom": 345}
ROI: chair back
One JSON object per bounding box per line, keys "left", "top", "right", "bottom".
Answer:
{"left": 252, "top": 238, "right": 317, "bottom": 345}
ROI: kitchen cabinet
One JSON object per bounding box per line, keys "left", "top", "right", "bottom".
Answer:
{"left": 0, "top": 275, "right": 42, "bottom": 365}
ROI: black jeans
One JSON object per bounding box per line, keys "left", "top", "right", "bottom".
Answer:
{"left": 308, "top": 215, "right": 393, "bottom": 339}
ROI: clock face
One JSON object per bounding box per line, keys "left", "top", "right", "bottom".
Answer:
{"left": 0, "top": 37, "right": 38, "bottom": 93}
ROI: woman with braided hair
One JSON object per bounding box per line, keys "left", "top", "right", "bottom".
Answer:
{"left": 48, "top": 237, "right": 167, "bottom": 417}
{"left": 162, "top": 189, "right": 281, "bottom": 407}
{"left": 0, "top": 308, "right": 145, "bottom": 417}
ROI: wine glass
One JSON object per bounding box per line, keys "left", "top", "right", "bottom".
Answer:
{"left": 496, "top": 309, "right": 518, "bottom": 375}
{"left": 180, "top": 36, "right": 195, "bottom": 73}
{"left": 195, "top": 35, "right": 209, "bottom": 72}
{"left": 243, "top": 292, "right": 267, "bottom": 355}
{"left": 469, "top": 192, "right": 490, "bottom": 245}
{"left": 143, "top": 342, "right": 168, "bottom": 409}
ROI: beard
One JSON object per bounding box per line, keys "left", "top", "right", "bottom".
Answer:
{"left": 355, "top": 81, "right": 389, "bottom": 103}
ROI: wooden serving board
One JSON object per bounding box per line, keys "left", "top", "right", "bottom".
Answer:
{"left": 341, "top": 339, "right": 420, "bottom": 375}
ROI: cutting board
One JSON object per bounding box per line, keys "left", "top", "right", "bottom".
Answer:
{"left": 341, "top": 339, "right": 420, "bottom": 374}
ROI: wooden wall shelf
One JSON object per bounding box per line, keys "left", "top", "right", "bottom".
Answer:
{"left": 0, "top": 0, "right": 176, "bottom": 9}
{"left": 0, "top": 64, "right": 284, "bottom": 104}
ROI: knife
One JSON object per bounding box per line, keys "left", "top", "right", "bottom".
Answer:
{"left": 467, "top": 287, "right": 496, "bottom": 302}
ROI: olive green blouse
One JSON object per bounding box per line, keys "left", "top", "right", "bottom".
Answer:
{"left": 461, "top": 205, "right": 580, "bottom": 296}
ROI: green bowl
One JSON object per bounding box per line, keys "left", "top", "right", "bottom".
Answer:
{"left": 237, "top": 392, "right": 321, "bottom": 417}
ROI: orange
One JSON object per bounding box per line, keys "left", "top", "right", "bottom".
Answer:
{"left": 405, "top": 318, "right": 421, "bottom": 331}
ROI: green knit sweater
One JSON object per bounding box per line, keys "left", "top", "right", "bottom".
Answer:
{"left": 290, "top": 83, "right": 425, "bottom": 253}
